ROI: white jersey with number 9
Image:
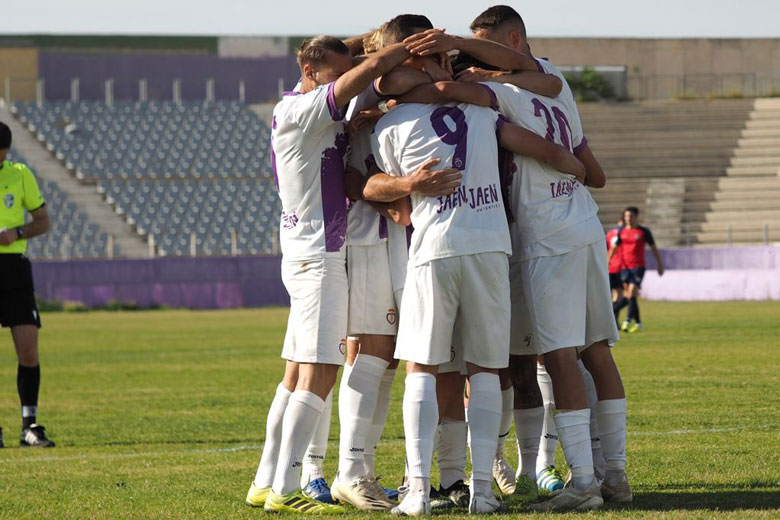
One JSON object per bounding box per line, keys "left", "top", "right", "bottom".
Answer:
{"left": 371, "top": 102, "right": 511, "bottom": 267}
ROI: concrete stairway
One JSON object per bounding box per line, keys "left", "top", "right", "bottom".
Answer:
{"left": 687, "top": 98, "right": 780, "bottom": 245}
{"left": 0, "top": 102, "right": 149, "bottom": 258}
{"left": 580, "top": 98, "right": 780, "bottom": 246}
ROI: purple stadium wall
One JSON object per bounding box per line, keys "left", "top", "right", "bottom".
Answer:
{"left": 32, "top": 256, "right": 289, "bottom": 309}
{"left": 642, "top": 246, "right": 780, "bottom": 301}
{"left": 30, "top": 246, "right": 780, "bottom": 309}
{"left": 38, "top": 52, "right": 300, "bottom": 103}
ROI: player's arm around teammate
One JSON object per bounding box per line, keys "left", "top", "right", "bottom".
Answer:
{"left": 0, "top": 122, "right": 55, "bottom": 448}
{"left": 403, "top": 28, "right": 541, "bottom": 73}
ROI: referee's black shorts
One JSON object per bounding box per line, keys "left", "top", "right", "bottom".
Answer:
{"left": 0, "top": 254, "right": 42, "bottom": 329}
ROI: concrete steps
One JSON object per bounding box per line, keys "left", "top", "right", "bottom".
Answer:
{"left": 582, "top": 98, "right": 780, "bottom": 246}
{"left": 1, "top": 103, "right": 149, "bottom": 258}
{"left": 688, "top": 98, "right": 780, "bottom": 244}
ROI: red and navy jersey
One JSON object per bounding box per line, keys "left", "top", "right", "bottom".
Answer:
{"left": 606, "top": 227, "right": 624, "bottom": 274}
{"left": 615, "top": 225, "right": 655, "bottom": 269}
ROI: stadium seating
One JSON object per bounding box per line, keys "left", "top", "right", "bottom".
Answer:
{"left": 13, "top": 101, "right": 280, "bottom": 256}
{"left": 11, "top": 97, "right": 780, "bottom": 255}
{"left": 14, "top": 101, "right": 272, "bottom": 181}
{"left": 6, "top": 149, "right": 116, "bottom": 258}
{"left": 98, "top": 178, "right": 279, "bottom": 256}
{"left": 582, "top": 98, "right": 780, "bottom": 246}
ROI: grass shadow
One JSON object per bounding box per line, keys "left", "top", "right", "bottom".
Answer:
{"left": 625, "top": 489, "right": 780, "bottom": 511}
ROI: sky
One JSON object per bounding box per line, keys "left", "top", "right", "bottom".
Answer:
{"left": 6, "top": 0, "right": 780, "bottom": 38}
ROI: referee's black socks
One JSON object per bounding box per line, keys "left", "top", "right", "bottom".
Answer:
{"left": 17, "top": 364, "right": 40, "bottom": 429}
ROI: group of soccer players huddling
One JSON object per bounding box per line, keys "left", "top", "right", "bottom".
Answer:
{"left": 246, "top": 5, "right": 632, "bottom": 515}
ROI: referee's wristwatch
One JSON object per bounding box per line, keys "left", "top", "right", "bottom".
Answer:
{"left": 15, "top": 227, "right": 24, "bottom": 240}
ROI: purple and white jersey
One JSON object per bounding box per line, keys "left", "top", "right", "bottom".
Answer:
{"left": 371, "top": 102, "right": 511, "bottom": 267}
{"left": 483, "top": 81, "right": 602, "bottom": 261}
{"left": 272, "top": 82, "right": 349, "bottom": 260}
{"left": 345, "top": 86, "right": 387, "bottom": 247}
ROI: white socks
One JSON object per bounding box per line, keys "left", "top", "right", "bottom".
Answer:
{"left": 364, "top": 367, "right": 396, "bottom": 478}
{"left": 465, "top": 373, "right": 501, "bottom": 485}
{"left": 272, "top": 391, "right": 325, "bottom": 495}
{"left": 403, "top": 372, "right": 438, "bottom": 497}
{"left": 496, "top": 386, "right": 514, "bottom": 457}
{"left": 437, "top": 418, "right": 468, "bottom": 489}
{"left": 536, "top": 363, "right": 558, "bottom": 473}
{"left": 338, "top": 354, "right": 390, "bottom": 482}
{"left": 254, "top": 383, "right": 292, "bottom": 488}
{"left": 300, "top": 390, "right": 332, "bottom": 487}
{"left": 554, "top": 408, "right": 595, "bottom": 490}
{"left": 596, "top": 398, "right": 627, "bottom": 471}
{"left": 578, "top": 361, "right": 606, "bottom": 477}
{"left": 513, "top": 407, "right": 544, "bottom": 479}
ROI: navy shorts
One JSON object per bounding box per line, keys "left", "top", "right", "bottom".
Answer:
{"left": 0, "top": 254, "right": 42, "bottom": 329}
{"left": 609, "top": 272, "right": 623, "bottom": 291}
{"left": 620, "top": 266, "right": 646, "bottom": 288}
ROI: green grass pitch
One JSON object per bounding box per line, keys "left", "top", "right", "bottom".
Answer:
{"left": 0, "top": 301, "right": 778, "bottom": 518}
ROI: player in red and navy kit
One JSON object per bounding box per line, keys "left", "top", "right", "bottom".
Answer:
{"left": 608, "top": 207, "right": 664, "bottom": 333}
{"left": 606, "top": 220, "right": 625, "bottom": 323}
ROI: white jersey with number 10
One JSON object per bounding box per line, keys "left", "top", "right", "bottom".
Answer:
{"left": 482, "top": 82, "right": 602, "bottom": 261}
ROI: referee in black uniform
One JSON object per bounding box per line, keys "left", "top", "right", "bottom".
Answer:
{"left": 0, "top": 122, "right": 55, "bottom": 447}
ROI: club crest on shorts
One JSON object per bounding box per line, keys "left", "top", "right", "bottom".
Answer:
{"left": 524, "top": 335, "right": 532, "bottom": 347}
{"left": 338, "top": 338, "right": 347, "bottom": 355}
{"left": 450, "top": 346, "right": 456, "bottom": 362}
{"left": 3, "top": 193, "right": 14, "bottom": 209}
{"left": 386, "top": 308, "right": 397, "bottom": 325}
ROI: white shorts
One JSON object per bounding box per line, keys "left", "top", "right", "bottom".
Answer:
{"left": 511, "top": 241, "right": 619, "bottom": 356}
{"left": 347, "top": 243, "right": 398, "bottom": 336}
{"left": 281, "top": 257, "right": 348, "bottom": 365}
{"left": 439, "top": 329, "right": 466, "bottom": 374}
{"left": 396, "top": 288, "right": 465, "bottom": 374}
{"left": 395, "top": 252, "right": 510, "bottom": 370}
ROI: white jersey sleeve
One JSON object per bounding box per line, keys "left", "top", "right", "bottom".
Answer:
{"left": 370, "top": 123, "right": 411, "bottom": 291}
{"left": 285, "top": 82, "right": 348, "bottom": 134}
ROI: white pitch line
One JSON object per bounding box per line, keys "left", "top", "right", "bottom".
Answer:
{"left": 2, "top": 426, "right": 774, "bottom": 464}
{"left": 1, "top": 439, "right": 408, "bottom": 464}
{"left": 631, "top": 424, "right": 775, "bottom": 436}
{"left": 1, "top": 444, "right": 260, "bottom": 463}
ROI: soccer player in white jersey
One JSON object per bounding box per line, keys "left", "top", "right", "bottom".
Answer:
{"left": 438, "top": 5, "right": 630, "bottom": 511}
{"left": 455, "top": 6, "right": 630, "bottom": 510}
{"left": 366, "top": 51, "right": 585, "bottom": 517}
{"left": 245, "top": 35, "right": 419, "bottom": 515}
{"left": 329, "top": 83, "right": 409, "bottom": 511}
{"left": 365, "top": 16, "right": 567, "bottom": 509}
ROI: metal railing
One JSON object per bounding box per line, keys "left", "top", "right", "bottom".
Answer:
{"left": 7, "top": 72, "right": 780, "bottom": 105}
{"left": 32, "top": 230, "right": 280, "bottom": 260}
{"left": 3, "top": 76, "right": 288, "bottom": 105}
{"left": 146, "top": 230, "right": 280, "bottom": 258}
{"left": 628, "top": 72, "right": 780, "bottom": 100}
